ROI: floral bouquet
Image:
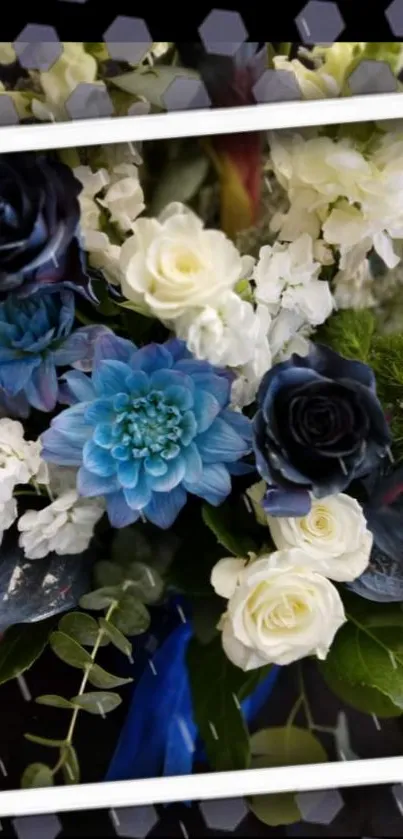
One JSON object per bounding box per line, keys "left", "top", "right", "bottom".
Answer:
{"left": 2, "top": 40, "right": 403, "bottom": 830}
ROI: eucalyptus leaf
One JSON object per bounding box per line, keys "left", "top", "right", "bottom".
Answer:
{"left": 79, "top": 587, "right": 120, "bottom": 611}
{"left": 21, "top": 763, "right": 54, "bottom": 789}
{"left": 0, "top": 618, "right": 53, "bottom": 686}
{"left": 320, "top": 594, "right": 403, "bottom": 715}
{"left": 99, "top": 618, "right": 133, "bottom": 657}
{"left": 111, "top": 594, "right": 150, "bottom": 636}
{"left": 25, "top": 735, "right": 65, "bottom": 748}
{"left": 0, "top": 533, "right": 92, "bottom": 632}
{"left": 86, "top": 664, "right": 132, "bottom": 690}
{"left": 70, "top": 691, "right": 122, "bottom": 715}
{"left": 61, "top": 745, "right": 80, "bottom": 785}
{"left": 150, "top": 151, "right": 209, "bottom": 216}
{"left": 248, "top": 727, "right": 327, "bottom": 827}
{"left": 123, "top": 562, "right": 164, "bottom": 604}
{"left": 111, "top": 66, "right": 200, "bottom": 108}
{"left": 94, "top": 560, "right": 124, "bottom": 588}
{"left": 49, "top": 631, "right": 93, "bottom": 670}
{"left": 59, "top": 612, "right": 106, "bottom": 647}
{"left": 36, "top": 695, "right": 74, "bottom": 710}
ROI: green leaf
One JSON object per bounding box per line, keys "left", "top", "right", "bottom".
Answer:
{"left": 123, "top": 562, "right": 164, "bottom": 604}
{"left": 25, "top": 734, "right": 65, "bottom": 748}
{"left": 0, "top": 619, "right": 53, "bottom": 686}
{"left": 150, "top": 151, "right": 209, "bottom": 216}
{"left": 61, "top": 745, "right": 80, "bottom": 785}
{"left": 99, "top": 618, "right": 133, "bottom": 657}
{"left": 49, "top": 631, "right": 93, "bottom": 670}
{"left": 320, "top": 595, "right": 403, "bottom": 715}
{"left": 317, "top": 308, "right": 376, "bottom": 363}
{"left": 86, "top": 664, "right": 132, "bottom": 690}
{"left": 21, "top": 763, "right": 54, "bottom": 789}
{"left": 111, "top": 66, "right": 200, "bottom": 108}
{"left": 187, "top": 636, "right": 254, "bottom": 771}
{"left": 111, "top": 595, "right": 150, "bottom": 636}
{"left": 70, "top": 691, "right": 122, "bottom": 715}
{"left": 58, "top": 612, "right": 104, "bottom": 647}
{"left": 248, "top": 727, "right": 327, "bottom": 827}
{"left": 79, "top": 587, "right": 120, "bottom": 611}
{"left": 36, "top": 695, "right": 74, "bottom": 710}
{"left": 94, "top": 560, "right": 124, "bottom": 588}
{"left": 202, "top": 502, "right": 258, "bottom": 558}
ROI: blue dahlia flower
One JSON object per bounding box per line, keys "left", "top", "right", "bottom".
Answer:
{"left": 0, "top": 289, "right": 108, "bottom": 412}
{"left": 41, "top": 334, "right": 252, "bottom": 529}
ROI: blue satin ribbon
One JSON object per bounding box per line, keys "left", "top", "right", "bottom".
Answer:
{"left": 105, "top": 598, "right": 279, "bottom": 783}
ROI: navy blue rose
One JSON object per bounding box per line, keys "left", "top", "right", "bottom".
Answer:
{"left": 252, "top": 344, "right": 391, "bottom": 517}
{"left": 0, "top": 152, "right": 91, "bottom": 298}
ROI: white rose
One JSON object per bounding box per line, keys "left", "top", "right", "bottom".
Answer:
{"left": 266, "top": 493, "right": 372, "bottom": 583}
{"left": 211, "top": 549, "right": 346, "bottom": 670}
{"left": 119, "top": 202, "right": 251, "bottom": 320}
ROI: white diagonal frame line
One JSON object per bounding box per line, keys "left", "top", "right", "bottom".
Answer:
{"left": 0, "top": 92, "right": 402, "bottom": 153}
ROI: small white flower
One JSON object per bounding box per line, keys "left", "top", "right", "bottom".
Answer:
{"left": 98, "top": 163, "right": 145, "bottom": 232}
{"left": 0, "top": 420, "right": 48, "bottom": 502}
{"left": 211, "top": 549, "right": 346, "bottom": 670}
{"left": 0, "top": 497, "right": 17, "bottom": 546}
{"left": 266, "top": 491, "right": 373, "bottom": 583}
{"left": 119, "top": 202, "right": 251, "bottom": 320}
{"left": 18, "top": 490, "right": 105, "bottom": 560}
{"left": 32, "top": 43, "right": 98, "bottom": 121}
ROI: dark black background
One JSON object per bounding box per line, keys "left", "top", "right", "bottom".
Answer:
{"left": 0, "top": 1, "right": 400, "bottom": 42}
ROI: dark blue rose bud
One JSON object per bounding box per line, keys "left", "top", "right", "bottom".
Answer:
{"left": 0, "top": 151, "right": 92, "bottom": 299}
{"left": 252, "top": 344, "right": 391, "bottom": 517}
{"left": 348, "top": 463, "right": 403, "bottom": 602}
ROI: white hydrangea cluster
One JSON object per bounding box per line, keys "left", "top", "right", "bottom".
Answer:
{"left": 0, "top": 419, "right": 48, "bottom": 545}
{"left": 268, "top": 127, "right": 403, "bottom": 285}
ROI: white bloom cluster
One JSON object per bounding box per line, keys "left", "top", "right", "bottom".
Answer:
{"left": 75, "top": 161, "right": 145, "bottom": 285}
{"left": 0, "top": 419, "right": 49, "bottom": 545}
{"left": 31, "top": 44, "right": 99, "bottom": 122}
{"left": 212, "top": 485, "right": 372, "bottom": 671}
{"left": 18, "top": 489, "right": 105, "bottom": 560}
{"left": 268, "top": 128, "right": 403, "bottom": 280}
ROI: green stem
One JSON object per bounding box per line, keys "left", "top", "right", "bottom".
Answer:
{"left": 298, "top": 665, "right": 315, "bottom": 730}
{"left": 52, "top": 600, "right": 118, "bottom": 779}
{"left": 286, "top": 694, "right": 303, "bottom": 728}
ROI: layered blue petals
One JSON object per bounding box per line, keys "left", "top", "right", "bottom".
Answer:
{"left": 0, "top": 289, "right": 108, "bottom": 412}
{"left": 41, "top": 334, "right": 252, "bottom": 529}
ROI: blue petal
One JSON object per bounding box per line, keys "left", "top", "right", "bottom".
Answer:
{"left": 84, "top": 398, "right": 115, "bottom": 425}
{"left": 175, "top": 359, "right": 215, "bottom": 376}
{"left": 52, "top": 403, "right": 92, "bottom": 444}
{"left": 164, "top": 385, "right": 194, "bottom": 411}
{"left": 192, "top": 372, "right": 231, "bottom": 408}
{"left": 106, "top": 490, "right": 141, "bottom": 528}
{"left": 261, "top": 367, "right": 323, "bottom": 423}
{"left": 0, "top": 357, "right": 41, "bottom": 395}
{"left": 53, "top": 326, "right": 111, "bottom": 368}
{"left": 24, "top": 357, "right": 59, "bottom": 412}
{"left": 92, "top": 359, "right": 131, "bottom": 397}
{"left": 124, "top": 469, "right": 152, "bottom": 510}
{"left": 93, "top": 331, "right": 136, "bottom": 367}
{"left": 182, "top": 442, "right": 203, "bottom": 483}
{"left": 125, "top": 370, "right": 150, "bottom": 397}
{"left": 150, "top": 369, "right": 194, "bottom": 396}
{"left": 143, "top": 485, "right": 187, "bottom": 529}
{"left": 77, "top": 466, "right": 119, "bottom": 497}
{"left": 131, "top": 344, "right": 173, "bottom": 374}
{"left": 180, "top": 411, "right": 198, "bottom": 445}
{"left": 312, "top": 343, "right": 377, "bottom": 393}
{"left": 162, "top": 338, "right": 190, "bottom": 362}
{"left": 149, "top": 455, "right": 186, "bottom": 492}
{"left": 117, "top": 459, "right": 141, "bottom": 489}
{"left": 59, "top": 370, "right": 96, "bottom": 404}
{"left": 220, "top": 408, "right": 252, "bottom": 444}
{"left": 83, "top": 439, "right": 117, "bottom": 477}
{"left": 197, "top": 418, "right": 250, "bottom": 463}
{"left": 262, "top": 488, "right": 312, "bottom": 517}
{"left": 193, "top": 390, "right": 221, "bottom": 433}
{"left": 41, "top": 428, "right": 84, "bottom": 466}
{"left": 144, "top": 455, "right": 168, "bottom": 477}
{"left": 93, "top": 423, "right": 114, "bottom": 449}
{"left": 184, "top": 463, "right": 231, "bottom": 506}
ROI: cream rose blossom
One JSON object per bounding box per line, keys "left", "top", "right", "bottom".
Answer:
{"left": 211, "top": 550, "right": 346, "bottom": 670}
{"left": 266, "top": 493, "right": 373, "bottom": 583}
{"left": 119, "top": 202, "right": 252, "bottom": 320}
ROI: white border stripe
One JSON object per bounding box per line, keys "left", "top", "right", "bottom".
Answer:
{"left": 1, "top": 757, "right": 403, "bottom": 817}
{"left": 2, "top": 93, "right": 403, "bottom": 815}
{"left": 0, "top": 92, "right": 403, "bottom": 153}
